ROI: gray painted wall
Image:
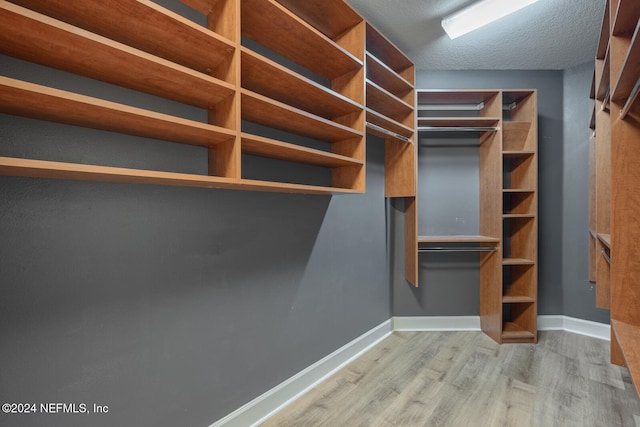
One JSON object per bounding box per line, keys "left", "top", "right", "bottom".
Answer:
{"left": 0, "top": 51, "right": 390, "bottom": 427}
{"left": 394, "top": 70, "right": 565, "bottom": 316}
{"left": 562, "top": 62, "right": 610, "bottom": 323}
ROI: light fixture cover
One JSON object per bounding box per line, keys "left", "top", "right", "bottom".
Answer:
{"left": 441, "top": 0, "right": 540, "bottom": 40}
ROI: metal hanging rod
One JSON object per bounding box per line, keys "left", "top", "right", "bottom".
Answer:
{"left": 503, "top": 102, "right": 517, "bottom": 111}
{"left": 418, "top": 246, "right": 498, "bottom": 253}
{"left": 620, "top": 77, "right": 640, "bottom": 120}
{"left": 418, "top": 126, "right": 500, "bottom": 132}
{"left": 418, "top": 102, "right": 484, "bottom": 111}
{"left": 601, "top": 248, "right": 611, "bottom": 264}
{"left": 366, "top": 122, "right": 412, "bottom": 143}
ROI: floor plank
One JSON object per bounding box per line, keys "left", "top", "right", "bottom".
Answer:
{"left": 261, "top": 331, "right": 640, "bottom": 427}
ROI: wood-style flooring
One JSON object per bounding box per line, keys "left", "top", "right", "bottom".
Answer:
{"left": 262, "top": 331, "right": 640, "bottom": 427}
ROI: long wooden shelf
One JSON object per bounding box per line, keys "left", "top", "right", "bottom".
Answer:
{"left": 366, "top": 109, "right": 414, "bottom": 139}
{"left": 275, "top": 0, "right": 362, "bottom": 40}
{"left": 0, "top": 157, "right": 360, "bottom": 195}
{"left": 365, "top": 53, "right": 413, "bottom": 100}
{"left": 0, "top": 2, "right": 235, "bottom": 109}
{"left": 612, "top": 320, "right": 640, "bottom": 396}
{"left": 418, "top": 117, "right": 500, "bottom": 128}
{"left": 502, "top": 322, "right": 536, "bottom": 340}
{"left": 8, "top": 0, "right": 235, "bottom": 75}
{"left": 596, "top": 1, "right": 610, "bottom": 59}
{"left": 502, "top": 150, "right": 536, "bottom": 158}
{"left": 503, "top": 189, "right": 535, "bottom": 193}
{"left": 612, "top": 21, "right": 640, "bottom": 104}
{"left": 612, "top": 0, "right": 640, "bottom": 36}
{"left": 240, "top": 48, "right": 362, "bottom": 120}
{"left": 502, "top": 258, "right": 535, "bottom": 265}
{"left": 0, "top": 77, "right": 236, "bottom": 147}
{"left": 597, "top": 46, "right": 611, "bottom": 101}
{"left": 241, "top": 134, "right": 362, "bottom": 167}
{"left": 418, "top": 235, "right": 500, "bottom": 243}
{"left": 503, "top": 214, "right": 535, "bottom": 219}
{"left": 417, "top": 90, "right": 499, "bottom": 106}
{"left": 241, "top": 0, "right": 362, "bottom": 80}
{"left": 240, "top": 89, "right": 363, "bottom": 143}
{"left": 366, "top": 80, "right": 414, "bottom": 122}
{"left": 365, "top": 23, "right": 413, "bottom": 83}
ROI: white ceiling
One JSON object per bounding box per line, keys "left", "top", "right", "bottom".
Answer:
{"left": 347, "top": 0, "right": 605, "bottom": 70}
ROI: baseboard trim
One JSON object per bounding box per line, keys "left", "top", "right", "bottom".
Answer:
{"left": 210, "top": 319, "right": 393, "bottom": 427}
{"left": 213, "top": 315, "right": 610, "bottom": 426}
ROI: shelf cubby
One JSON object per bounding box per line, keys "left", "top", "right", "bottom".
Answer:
{"left": 275, "top": 0, "right": 363, "bottom": 41}
{"left": 0, "top": 2, "right": 235, "bottom": 109}
{"left": 365, "top": 110, "right": 414, "bottom": 141}
{"left": 241, "top": 0, "right": 362, "bottom": 80}
{"left": 8, "top": 0, "right": 236, "bottom": 79}
{"left": 366, "top": 80, "right": 414, "bottom": 124}
{"left": 611, "top": 21, "right": 640, "bottom": 104}
{"left": 612, "top": 320, "right": 640, "bottom": 396}
{"left": 365, "top": 53, "right": 413, "bottom": 103}
{"left": 365, "top": 23, "right": 414, "bottom": 85}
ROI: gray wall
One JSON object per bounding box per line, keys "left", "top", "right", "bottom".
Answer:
{"left": 0, "top": 56, "right": 390, "bottom": 427}
{"left": 562, "top": 62, "right": 610, "bottom": 323}
{"left": 394, "top": 70, "right": 565, "bottom": 316}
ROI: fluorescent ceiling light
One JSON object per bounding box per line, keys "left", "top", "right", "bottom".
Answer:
{"left": 441, "top": 0, "right": 540, "bottom": 40}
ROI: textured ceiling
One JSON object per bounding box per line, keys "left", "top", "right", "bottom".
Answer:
{"left": 347, "top": 0, "right": 605, "bottom": 70}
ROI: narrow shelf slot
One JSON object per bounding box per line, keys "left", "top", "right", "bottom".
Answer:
{"left": 503, "top": 151, "right": 535, "bottom": 157}
{"left": 612, "top": 320, "right": 640, "bottom": 396}
{"left": 8, "top": 0, "right": 235, "bottom": 75}
{"left": 0, "top": 2, "right": 235, "bottom": 109}
{"left": 0, "top": 157, "right": 359, "bottom": 195}
{"left": 241, "top": 133, "right": 362, "bottom": 167}
{"left": 275, "top": 0, "right": 363, "bottom": 39}
{"left": 241, "top": 0, "right": 362, "bottom": 80}
{"left": 365, "top": 52, "right": 413, "bottom": 99}
{"left": 503, "top": 214, "right": 535, "bottom": 219}
{"left": 503, "top": 189, "right": 535, "bottom": 193}
{"left": 597, "top": 47, "right": 611, "bottom": 101}
{"left": 0, "top": 77, "right": 236, "bottom": 147}
{"left": 240, "top": 89, "right": 363, "bottom": 143}
{"left": 241, "top": 48, "right": 363, "bottom": 119}
{"left": 596, "top": 1, "right": 610, "bottom": 59}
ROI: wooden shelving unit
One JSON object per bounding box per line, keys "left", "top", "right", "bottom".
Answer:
{"left": 502, "top": 90, "right": 538, "bottom": 344}
{"left": 593, "top": 0, "right": 640, "bottom": 392}
{"left": 0, "top": 0, "right": 414, "bottom": 195}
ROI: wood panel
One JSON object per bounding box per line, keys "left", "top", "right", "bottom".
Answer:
{"left": 365, "top": 53, "right": 413, "bottom": 102}
{"left": 418, "top": 235, "right": 500, "bottom": 243}
{"left": 366, "top": 81, "right": 414, "bottom": 124}
{"left": 596, "top": 99, "right": 612, "bottom": 309}
{"left": 365, "top": 23, "right": 414, "bottom": 84}
{"left": 405, "top": 197, "right": 418, "bottom": 287}
{"left": 275, "top": 0, "right": 362, "bottom": 40}
{"left": 385, "top": 139, "right": 416, "bottom": 198}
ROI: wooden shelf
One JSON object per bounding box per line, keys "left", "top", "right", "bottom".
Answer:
{"left": 612, "top": 320, "right": 640, "bottom": 396}
{"left": 365, "top": 23, "right": 413, "bottom": 82}
{"left": 366, "top": 80, "right": 414, "bottom": 122}
{"left": 502, "top": 258, "right": 535, "bottom": 266}
{"left": 418, "top": 235, "right": 500, "bottom": 244}
{"left": 366, "top": 109, "right": 414, "bottom": 140}
{"left": 612, "top": 0, "right": 640, "bottom": 36}
{"left": 241, "top": 0, "right": 362, "bottom": 80}
{"left": 417, "top": 90, "right": 499, "bottom": 106}
{"left": 240, "top": 89, "right": 363, "bottom": 143}
{"left": 502, "top": 150, "right": 536, "bottom": 157}
{"left": 241, "top": 48, "right": 362, "bottom": 119}
{"left": 275, "top": 0, "right": 362, "bottom": 39}
{"left": 503, "top": 296, "right": 535, "bottom": 303}
{"left": 612, "top": 21, "right": 640, "bottom": 104}
{"left": 241, "top": 133, "right": 362, "bottom": 167}
{"left": 503, "top": 214, "right": 535, "bottom": 219}
{"left": 8, "top": 0, "right": 235, "bottom": 75}
{"left": 365, "top": 53, "right": 413, "bottom": 100}
{"left": 0, "top": 77, "right": 236, "bottom": 147}
{"left": 597, "top": 47, "right": 611, "bottom": 101}
{"left": 0, "top": 157, "right": 360, "bottom": 195}
{"left": 596, "top": 1, "right": 610, "bottom": 59}
{"left": 0, "top": 2, "right": 235, "bottom": 109}
{"left": 598, "top": 233, "right": 612, "bottom": 249}
{"left": 417, "top": 117, "right": 500, "bottom": 128}
{"left": 501, "top": 322, "right": 536, "bottom": 340}
{"left": 503, "top": 189, "right": 535, "bottom": 193}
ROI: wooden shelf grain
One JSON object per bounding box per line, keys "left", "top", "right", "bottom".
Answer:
{"left": 8, "top": 0, "right": 235, "bottom": 75}
{"left": 365, "top": 23, "right": 413, "bottom": 83}
{"left": 0, "top": 157, "right": 359, "bottom": 195}
{"left": 275, "top": 0, "right": 362, "bottom": 39}
{"left": 366, "top": 80, "right": 414, "bottom": 122}
{"left": 0, "top": 2, "right": 235, "bottom": 109}
{"left": 503, "top": 189, "right": 535, "bottom": 193}
{"left": 241, "top": 0, "right": 362, "bottom": 80}
{"left": 502, "top": 296, "right": 535, "bottom": 303}
{"left": 612, "top": 320, "right": 640, "bottom": 396}
{"left": 502, "top": 258, "right": 535, "bottom": 265}
{"left": 417, "top": 117, "right": 500, "bottom": 128}
{"left": 612, "top": 0, "right": 640, "bottom": 36}
{"left": 241, "top": 134, "right": 362, "bottom": 167}
{"left": 597, "top": 2, "right": 610, "bottom": 59}
{"left": 0, "top": 77, "right": 236, "bottom": 147}
{"left": 418, "top": 235, "right": 500, "bottom": 244}
{"left": 417, "top": 90, "right": 500, "bottom": 106}
{"left": 597, "top": 47, "right": 611, "bottom": 101}
{"left": 240, "top": 48, "right": 362, "bottom": 119}
{"left": 365, "top": 53, "right": 413, "bottom": 100}
{"left": 240, "top": 89, "right": 363, "bottom": 143}
{"left": 502, "top": 322, "right": 536, "bottom": 341}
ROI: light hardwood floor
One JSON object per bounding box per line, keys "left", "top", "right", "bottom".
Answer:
{"left": 262, "top": 331, "right": 640, "bottom": 427}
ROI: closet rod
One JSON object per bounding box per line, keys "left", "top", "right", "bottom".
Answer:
{"left": 417, "top": 126, "right": 500, "bottom": 132}
{"left": 620, "top": 77, "right": 640, "bottom": 119}
{"left": 418, "top": 247, "right": 498, "bottom": 252}
{"left": 601, "top": 248, "right": 611, "bottom": 264}
{"left": 503, "top": 102, "right": 517, "bottom": 111}
{"left": 366, "top": 122, "right": 412, "bottom": 142}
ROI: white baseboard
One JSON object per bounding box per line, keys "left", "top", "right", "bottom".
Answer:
{"left": 213, "top": 315, "right": 609, "bottom": 426}
{"left": 210, "top": 319, "right": 393, "bottom": 427}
